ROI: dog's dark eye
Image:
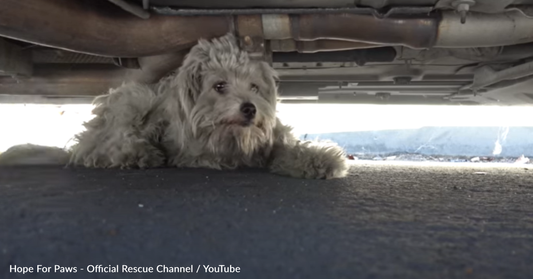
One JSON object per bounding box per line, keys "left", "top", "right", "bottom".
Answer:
{"left": 251, "top": 83, "right": 259, "bottom": 93}
{"left": 214, "top": 82, "right": 227, "bottom": 94}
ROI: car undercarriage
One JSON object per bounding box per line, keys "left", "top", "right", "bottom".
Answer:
{"left": 3, "top": 0, "right": 533, "bottom": 105}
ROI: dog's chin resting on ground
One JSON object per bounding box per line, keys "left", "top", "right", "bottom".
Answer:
{"left": 0, "top": 34, "right": 349, "bottom": 179}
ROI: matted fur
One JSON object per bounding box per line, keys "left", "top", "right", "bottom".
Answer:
{"left": 0, "top": 34, "right": 349, "bottom": 179}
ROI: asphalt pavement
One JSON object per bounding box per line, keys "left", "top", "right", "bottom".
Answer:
{"left": 1, "top": 162, "right": 532, "bottom": 279}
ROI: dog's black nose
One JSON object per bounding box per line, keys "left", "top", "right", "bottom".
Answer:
{"left": 240, "top": 102, "right": 256, "bottom": 119}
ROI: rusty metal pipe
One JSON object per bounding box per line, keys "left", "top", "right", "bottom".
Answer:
{"left": 3, "top": 0, "right": 533, "bottom": 59}
{"left": 261, "top": 14, "right": 438, "bottom": 49}
{"left": 436, "top": 11, "right": 533, "bottom": 47}
{"left": 262, "top": 11, "right": 533, "bottom": 49}
{"left": 0, "top": 0, "right": 230, "bottom": 57}
{"left": 270, "top": 39, "right": 380, "bottom": 53}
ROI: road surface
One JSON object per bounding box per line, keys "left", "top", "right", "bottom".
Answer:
{"left": 1, "top": 162, "right": 532, "bottom": 278}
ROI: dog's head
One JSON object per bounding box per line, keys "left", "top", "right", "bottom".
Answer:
{"left": 173, "top": 34, "right": 279, "bottom": 155}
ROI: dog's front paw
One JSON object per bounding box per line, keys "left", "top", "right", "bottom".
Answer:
{"left": 270, "top": 141, "right": 349, "bottom": 179}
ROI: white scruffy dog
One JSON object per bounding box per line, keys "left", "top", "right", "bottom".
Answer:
{"left": 0, "top": 34, "right": 348, "bottom": 179}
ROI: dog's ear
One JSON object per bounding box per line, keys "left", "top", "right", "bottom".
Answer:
{"left": 258, "top": 61, "right": 280, "bottom": 102}
{"left": 175, "top": 47, "right": 207, "bottom": 105}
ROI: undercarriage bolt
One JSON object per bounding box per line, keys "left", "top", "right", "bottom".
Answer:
{"left": 244, "top": 36, "right": 253, "bottom": 46}
{"left": 458, "top": 3, "right": 469, "bottom": 24}
{"left": 452, "top": 0, "right": 475, "bottom": 24}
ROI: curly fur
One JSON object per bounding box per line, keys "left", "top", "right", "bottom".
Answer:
{"left": 0, "top": 34, "right": 349, "bottom": 179}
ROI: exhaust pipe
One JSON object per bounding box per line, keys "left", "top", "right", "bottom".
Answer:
{"left": 0, "top": 0, "right": 231, "bottom": 57}
{"left": 2, "top": 0, "right": 533, "bottom": 57}
{"left": 261, "top": 11, "right": 533, "bottom": 49}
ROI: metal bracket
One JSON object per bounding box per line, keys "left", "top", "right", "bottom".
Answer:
{"left": 461, "top": 60, "right": 533, "bottom": 92}
{"left": 108, "top": 0, "right": 150, "bottom": 19}
{"left": 234, "top": 15, "right": 272, "bottom": 64}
